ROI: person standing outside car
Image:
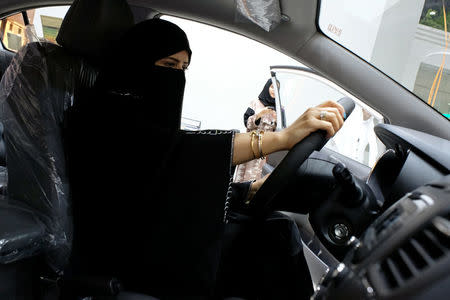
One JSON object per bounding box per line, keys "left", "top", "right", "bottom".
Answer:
{"left": 234, "top": 78, "right": 278, "bottom": 182}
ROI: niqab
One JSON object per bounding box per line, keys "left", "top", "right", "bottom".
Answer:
{"left": 68, "top": 19, "right": 235, "bottom": 298}
{"left": 243, "top": 78, "right": 277, "bottom": 127}
{"left": 258, "top": 78, "right": 276, "bottom": 109}
{"left": 98, "top": 18, "right": 192, "bottom": 131}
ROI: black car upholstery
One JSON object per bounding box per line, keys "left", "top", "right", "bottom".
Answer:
{"left": 0, "top": 48, "right": 15, "bottom": 194}
{"left": 0, "top": 0, "right": 136, "bottom": 298}
{"left": 0, "top": 48, "right": 13, "bottom": 167}
{"left": 0, "top": 48, "right": 14, "bottom": 78}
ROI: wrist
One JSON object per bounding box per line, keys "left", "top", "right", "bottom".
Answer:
{"left": 258, "top": 131, "right": 288, "bottom": 156}
{"left": 275, "top": 130, "right": 290, "bottom": 151}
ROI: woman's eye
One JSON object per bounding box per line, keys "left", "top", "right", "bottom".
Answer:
{"left": 164, "top": 62, "right": 176, "bottom": 68}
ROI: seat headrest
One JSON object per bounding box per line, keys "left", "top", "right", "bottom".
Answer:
{"left": 56, "top": 0, "right": 134, "bottom": 63}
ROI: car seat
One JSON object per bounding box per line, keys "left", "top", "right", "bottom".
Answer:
{"left": 1, "top": 0, "right": 250, "bottom": 298}
{"left": 0, "top": 49, "right": 15, "bottom": 192}
{"left": 0, "top": 0, "right": 134, "bottom": 299}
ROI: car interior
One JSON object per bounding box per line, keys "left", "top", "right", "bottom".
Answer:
{"left": 0, "top": 0, "right": 449, "bottom": 300}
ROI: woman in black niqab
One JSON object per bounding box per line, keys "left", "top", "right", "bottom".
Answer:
{"left": 258, "top": 78, "right": 276, "bottom": 108}
{"left": 112, "top": 19, "right": 234, "bottom": 296}
{"left": 99, "top": 18, "right": 192, "bottom": 131}
{"left": 243, "top": 79, "right": 277, "bottom": 128}
{"left": 236, "top": 79, "right": 278, "bottom": 183}
{"left": 69, "top": 19, "right": 236, "bottom": 298}
{"left": 69, "top": 18, "right": 345, "bottom": 299}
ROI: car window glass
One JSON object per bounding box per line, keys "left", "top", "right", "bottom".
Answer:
{"left": 319, "top": 0, "right": 450, "bottom": 120}
{"left": 0, "top": 6, "right": 69, "bottom": 52}
{"left": 161, "top": 15, "right": 302, "bottom": 131}
{"left": 274, "top": 69, "right": 386, "bottom": 167}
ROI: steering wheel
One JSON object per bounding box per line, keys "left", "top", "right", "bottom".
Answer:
{"left": 248, "top": 97, "right": 355, "bottom": 216}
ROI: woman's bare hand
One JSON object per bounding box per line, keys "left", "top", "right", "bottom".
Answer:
{"left": 232, "top": 101, "right": 345, "bottom": 166}
{"left": 247, "top": 174, "right": 270, "bottom": 202}
{"left": 279, "top": 100, "right": 345, "bottom": 150}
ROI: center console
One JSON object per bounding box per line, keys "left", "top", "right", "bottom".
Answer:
{"left": 313, "top": 175, "right": 450, "bottom": 300}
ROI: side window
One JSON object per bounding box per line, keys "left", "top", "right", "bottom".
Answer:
{"left": 161, "top": 15, "right": 302, "bottom": 131}
{"left": 273, "top": 68, "right": 386, "bottom": 167}
{"left": 0, "top": 6, "right": 70, "bottom": 52}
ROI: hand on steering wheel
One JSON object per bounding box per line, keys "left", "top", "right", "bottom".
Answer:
{"left": 280, "top": 100, "right": 345, "bottom": 150}
{"left": 248, "top": 98, "right": 355, "bottom": 216}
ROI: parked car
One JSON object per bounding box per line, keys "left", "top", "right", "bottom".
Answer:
{"left": 0, "top": 0, "right": 449, "bottom": 300}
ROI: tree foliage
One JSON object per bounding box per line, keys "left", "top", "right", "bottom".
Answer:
{"left": 420, "top": 8, "right": 450, "bottom": 31}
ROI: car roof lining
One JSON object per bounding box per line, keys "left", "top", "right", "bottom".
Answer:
{"left": 129, "top": 0, "right": 318, "bottom": 63}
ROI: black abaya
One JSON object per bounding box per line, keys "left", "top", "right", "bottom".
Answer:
{"left": 67, "top": 19, "right": 237, "bottom": 298}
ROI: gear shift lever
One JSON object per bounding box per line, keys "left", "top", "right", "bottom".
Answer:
{"left": 332, "top": 163, "right": 364, "bottom": 207}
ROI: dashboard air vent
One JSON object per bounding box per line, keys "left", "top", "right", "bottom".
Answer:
{"left": 377, "top": 215, "right": 450, "bottom": 290}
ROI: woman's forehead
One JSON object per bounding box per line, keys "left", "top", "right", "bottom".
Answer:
{"left": 168, "top": 50, "right": 190, "bottom": 63}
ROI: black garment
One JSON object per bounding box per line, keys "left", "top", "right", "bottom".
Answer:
{"left": 243, "top": 79, "right": 276, "bottom": 127}
{"left": 98, "top": 18, "right": 192, "bottom": 130}
{"left": 68, "top": 18, "right": 309, "bottom": 299}
{"left": 216, "top": 182, "right": 314, "bottom": 300}
{"left": 67, "top": 75, "right": 235, "bottom": 298}
{"left": 258, "top": 79, "right": 276, "bottom": 109}
{"left": 67, "top": 19, "right": 234, "bottom": 299}
{"left": 120, "top": 18, "right": 192, "bottom": 64}
{"left": 243, "top": 107, "right": 256, "bottom": 127}
{"left": 106, "top": 18, "right": 192, "bottom": 93}
{"left": 218, "top": 212, "right": 314, "bottom": 300}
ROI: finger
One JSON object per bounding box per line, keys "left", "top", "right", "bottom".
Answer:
{"left": 313, "top": 118, "right": 335, "bottom": 138}
{"left": 318, "top": 101, "right": 345, "bottom": 118}
{"left": 321, "top": 107, "right": 344, "bottom": 130}
{"left": 321, "top": 101, "right": 345, "bottom": 117}
{"left": 318, "top": 109, "right": 340, "bottom": 133}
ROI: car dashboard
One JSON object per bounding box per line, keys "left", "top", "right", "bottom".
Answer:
{"left": 301, "top": 124, "right": 450, "bottom": 299}
{"left": 315, "top": 175, "right": 449, "bottom": 300}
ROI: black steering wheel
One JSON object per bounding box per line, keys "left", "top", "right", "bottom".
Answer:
{"left": 249, "top": 97, "right": 355, "bottom": 216}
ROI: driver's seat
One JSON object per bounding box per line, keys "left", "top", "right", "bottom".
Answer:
{"left": 0, "top": 0, "right": 137, "bottom": 298}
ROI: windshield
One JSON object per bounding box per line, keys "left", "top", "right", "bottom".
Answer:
{"left": 319, "top": 0, "right": 450, "bottom": 120}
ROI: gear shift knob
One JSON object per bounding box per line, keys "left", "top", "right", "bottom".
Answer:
{"left": 332, "top": 163, "right": 364, "bottom": 207}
